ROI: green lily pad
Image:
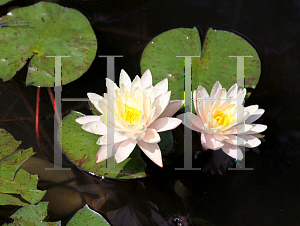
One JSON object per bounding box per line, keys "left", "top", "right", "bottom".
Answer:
{"left": 0, "top": 129, "right": 46, "bottom": 206}
{"left": 141, "top": 27, "right": 260, "bottom": 102}
{"left": 0, "top": 0, "right": 11, "bottom": 6}
{"left": 67, "top": 204, "right": 111, "bottom": 226}
{"left": 158, "top": 130, "right": 173, "bottom": 155}
{"left": 60, "top": 111, "right": 146, "bottom": 179}
{"left": 0, "top": 1, "right": 97, "bottom": 87}
{"left": 3, "top": 202, "right": 61, "bottom": 226}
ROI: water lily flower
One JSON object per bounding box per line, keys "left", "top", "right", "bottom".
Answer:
{"left": 177, "top": 81, "right": 267, "bottom": 160}
{"left": 76, "top": 69, "right": 183, "bottom": 167}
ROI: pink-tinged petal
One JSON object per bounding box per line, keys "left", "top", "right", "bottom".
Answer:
{"left": 95, "top": 143, "right": 115, "bottom": 163}
{"left": 142, "top": 128, "right": 161, "bottom": 143}
{"left": 115, "top": 139, "right": 137, "bottom": 163}
{"left": 177, "top": 113, "right": 202, "bottom": 133}
{"left": 82, "top": 121, "right": 113, "bottom": 135}
{"left": 150, "top": 91, "right": 171, "bottom": 123}
{"left": 140, "top": 69, "right": 152, "bottom": 89}
{"left": 158, "top": 100, "right": 184, "bottom": 118}
{"left": 222, "top": 145, "right": 243, "bottom": 160}
{"left": 251, "top": 133, "right": 265, "bottom": 138}
{"left": 193, "top": 90, "right": 199, "bottom": 116}
{"left": 97, "top": 133, "right": 128, "bottom": 145}
{"left": 76, "top": 115, "right": 100, "bottom": 125}
{"left": 244, "top": 124, "right": 267, "bottom": 134}
{"left": 201, "top": 133, "right": 224, "bottom": 150}
{"left": 149, "top": 117, "right": 182, "bottom": 132}
{"left": 87, "top": 93, "right": 106, "bottom": 114}
{"left": 225, "top": 134, "right": 245, "bottom": 146}
{"left": 210, "top": 81, "right": 222, "bottom": 99}
{"left": 243, "top": 135, "right": 261, "bottom": 148}
{"left": 129, "top": 133, "right": 145, "bottom": 141}
{"left": 119, "top": 69, "right": 132, "bottom": 90}
{"left": 106, "top": 78, "right": 119, "bottom": 95}
{"left": 213, "top": 134, "right": 229, "bottom": 142}
{"left": 138, "top": 140, "right": 163, "bottom": 167}
{"left": 177, "top": 112, "right": 204, "bottom": 133}
{"left": 245, "top": 109, "right": 265, "bottom": 124}
{"left": 153, "top": 78, "right": 168, "bottom": 97}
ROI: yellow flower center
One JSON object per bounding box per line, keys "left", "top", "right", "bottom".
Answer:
{"left": 121, "top": 104, "right": 140, "bottom": 124}
{"left": 212, "top": 109, "right": 235, "bottom": 126}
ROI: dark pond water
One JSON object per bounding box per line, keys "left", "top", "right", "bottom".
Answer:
{"left": 1, "top": 0, "right": 300, "bottom": 225}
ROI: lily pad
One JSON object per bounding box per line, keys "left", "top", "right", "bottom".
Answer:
{"left": 67, "top": 204, "right": 111, "bottom": 226}
{"left": 0, "top": 129, "right": 46, "bottom": 206}
{"left": 3, "top": 202, "right": 61, "bottom": 226}
{"left": 60, "top": 111, "right": 147, "bottom": 179}
{"left": 0, "top": 0, "right": 11, "bottom": 6}
{"left": 0, "top": 1, "right": 97, "bottom": 87}
{"left": 141, "top": 27, "right": 261, "bottom": 102}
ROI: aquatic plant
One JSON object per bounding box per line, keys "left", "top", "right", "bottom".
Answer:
{"left": 76, "top": 69, "right": 183, "bottom": 167}
{"left": 177, "top": 81, "right": 267, "bottom": 160}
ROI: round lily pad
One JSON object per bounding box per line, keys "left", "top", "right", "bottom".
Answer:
{"left": 141, "top": 27, "right": 261, "bottom": 101}
{"left": 60, "top": 111, "right": 147, "bottom": 179}
{"left": 0, "top": 1, "right": 97, "bottom": 87}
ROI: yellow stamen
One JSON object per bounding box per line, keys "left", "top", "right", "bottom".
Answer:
{"left": 121, "top": 104, "right": 140, "bottom": 124}
{"left": 212, "top": 109, "right": 235, "bottom": 126}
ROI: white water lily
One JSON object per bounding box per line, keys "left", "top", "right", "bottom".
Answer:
{"left": 76, "top": 69, "right": 183, "bottom": 167}
{"left": 177, "top": 81, "right": 267, "bottom": 160}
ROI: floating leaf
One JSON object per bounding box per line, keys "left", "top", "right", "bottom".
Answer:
{"left": 0, "top": 1, "right": 97, "bottom": 87}
{"left": 158, "top": 131, "right": 173, "bottom": 155}
{"left": 67, "top": 204, "right": 111, "bottom": 226}
{"left": 141, "top": 27, "right": 261, "bottom": 103}
{"left": 60, "top": 111, "right": 146, "bottom": 179}
{"left": 0, "top": 129, "right": 46, "bottom": 206}
{"left": 0, "top": 0, "right": 11, "bottom": 6}
{"left": 3, "top": 202, "right": 61, "bottom": 226}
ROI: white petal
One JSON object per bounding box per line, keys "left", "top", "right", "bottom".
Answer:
{"left": 245, "top": 109, "right": 265, "bottom": 124}
{"left": 222, "top": 145, "right": 243, "bottom": 160}
{"left": 177, "top": 113, "right": 203, "bottom": 133}
{"left": 115, "top": 139, "right": 137, "bottom": 163}
{"left": 148, "top": 117, "right": 182, "bottom": 132}
{"left": 243, "top": 135, "right": 261, "bottom": 148}
{"left": 196, "top": 86, "right": 209, "bottom": 99}
{"left": 106, "top": 78, "right": 118, "bottom": 95}
{"left": 245, "top": 124, "right": 267, "bottom": 134}
{"left": 76, "top": 115, "right": 100, "bottom": 125}
{"left": 87, "top": 93, "right": 106, "bottom": 114}
{"left": 213, "top": 134, "right": 229, "bottom": 142}
{"left": 130, "top": 75, "right": 143, "bottom": 95}
{"left": 140, "top": 69, "right": 152, "bottom": 89}
{"left": 201, "top": 133, "right": 224, "bottom": 150}
{"left": 244, "top": 105, "right": 259, "bottom": 121}
{"left": 158, "top": 100, "right": 184, "bottom": 118}
{"left": 119, "top": 69, "right": 132, "bottom": 90}
{"left": 225, "top": 134, "right": 245, "bottom": 146}
{"left": 226, "top": 83, "right": 238, "bottom": 98}
{"left": 236, "top": 124, "right": 253, "bottom": 134}
{"left": 153, "top": 78, "right": 168, "bottom": 97}
{"left": 82, "top": 121, "right": 113, "bottom": 135}
{"left": 210, "top": 81, "right": 222, "bottom": 99}
{"left": 138, "top": 140, "right": 163, "bottom": 167}
{"left": 97, "top": 133, "right": 128, "bottom": 145}
{"left": 236, "top": 87, "right": 246, "bottom": 106}
{"left": 142, "top": 128, "right": 161, "bottom": 143}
